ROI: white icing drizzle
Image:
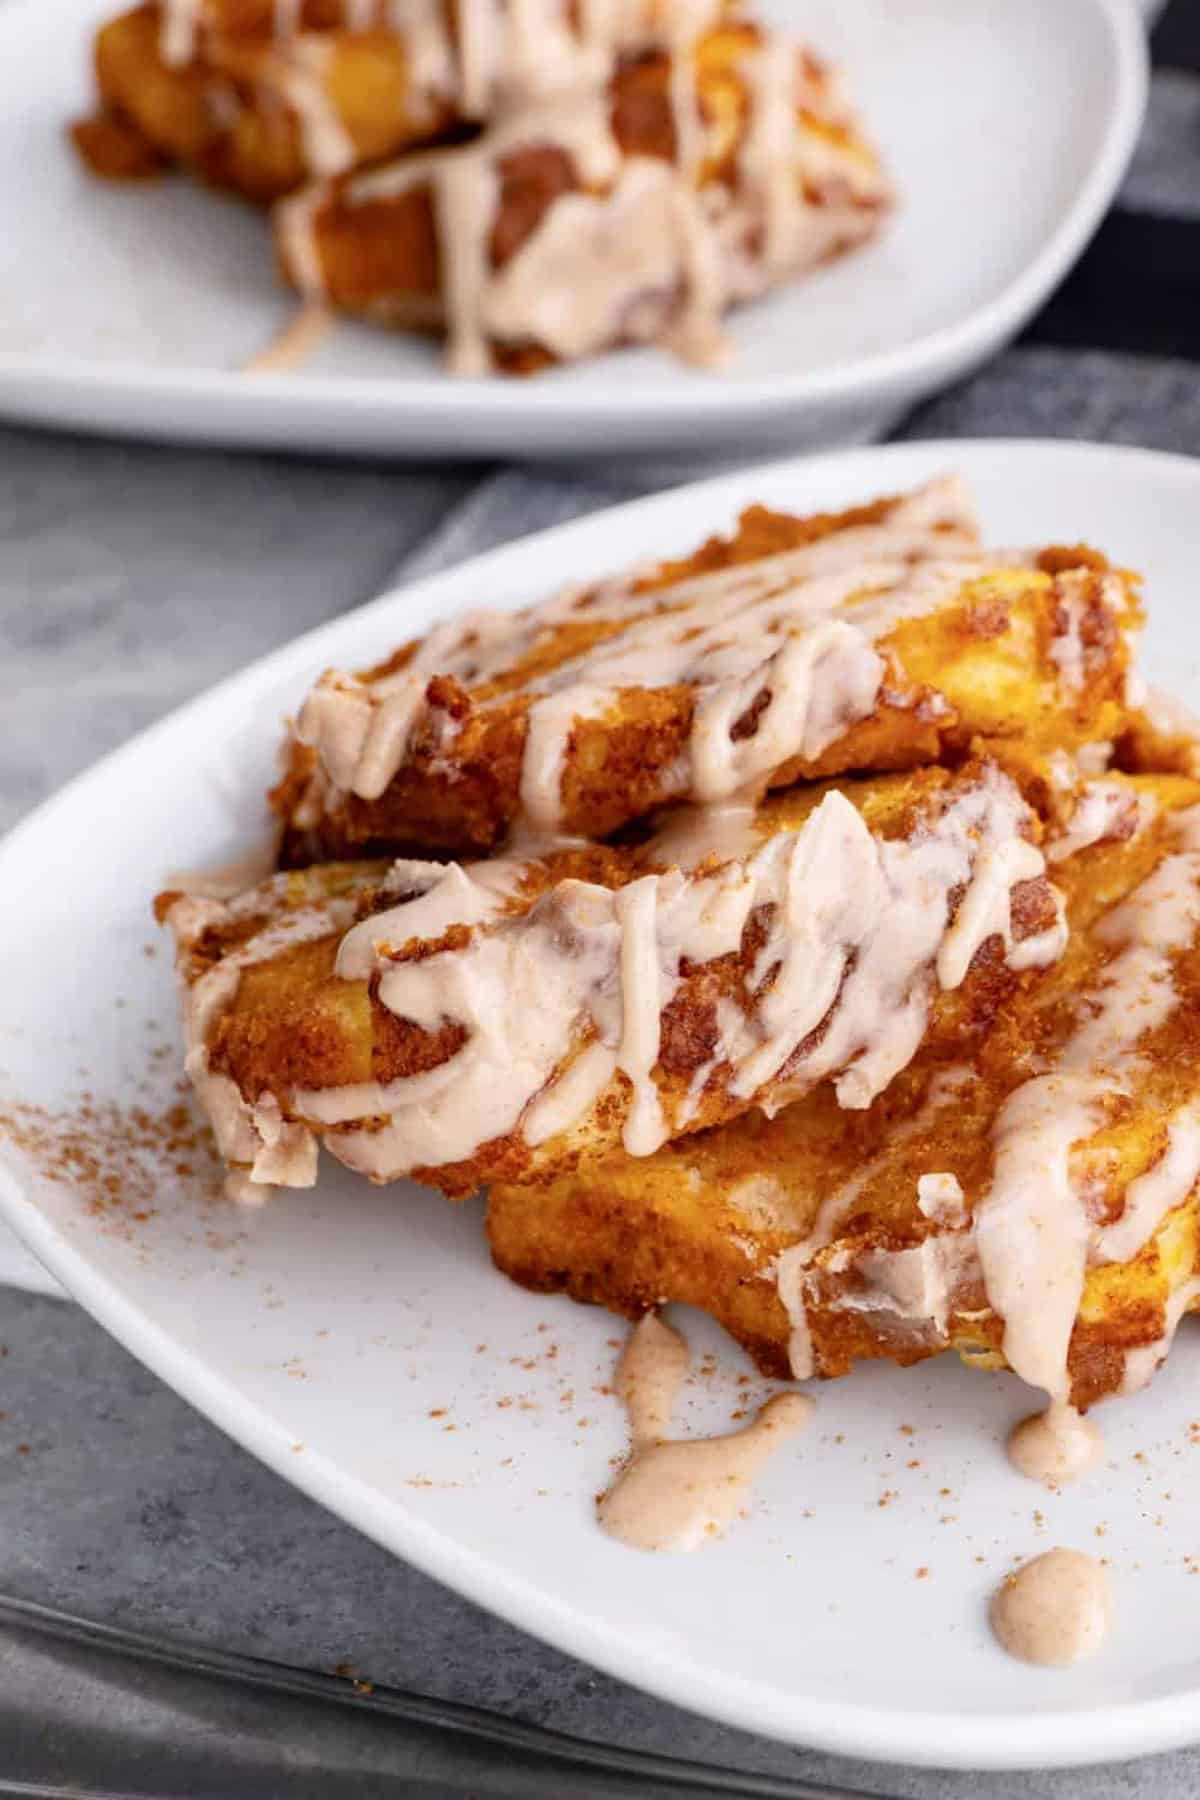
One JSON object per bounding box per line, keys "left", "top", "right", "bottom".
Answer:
{"left": 275, "top": 186, "right": 328, "bottom": 298}
{"left": 975, "top": 807, "right": 1200, "bottom": 1407}
{"left": 936, "top": 837, "right": 1059, "bottom": 988}
{"left": 168, "top": 0, "right": 709, "bottom": 103}
{"left": 643, "top": 798, "right": 760, "bottom": 872}
{"left": 295, "top": 477, "right": 986, "bottom": 828}
{"left": 457, "top": 0, "right": 596, "bottom": 114}
{"left": 818, "top": 1235, "right": 974, "bottom": 1338}
{"left": 916, "top": 1170, "right": 966, "bottom": 1225}
{"left": 455, "top": 0, "right": 500, "bottom": 111}
{"left": 478, "top": 157, "right": 727, "bottom": 373}
{"left": 990, "top": 1549, "right": 1113, "bottom": 1668}
{"left": 1007, "top": 1400, "right": 1102, "bottom": 1488}
{"left": 598, "top": 1314, "right": 813, "bottom": 1553}
{"left": 1122, "top": 1272, "right": 1200, "bottom": 1395}
{"left": 434, "top": 148, "right": 505, "bottom": 376}
{"left": 243, "top": 301, "right": 333, "bottom": 376}
{"left": 274, "top": 0, "right": 304, "bottom": 37}
{"left": 1048, "top": 569, "right": 1121, "bottom": 693}
{"left": 165, "top": 885, "right": 358, "bottom": 1199}
{"left": 517, "top": 682, "right": 612, "bottom": 827}
{"left": 1076, "top": 740, "right": 1114, "bottom": 778}
{"left": 389, "top": 0, "right": 458, "bottom": 107}
{"left": 687, "top": 616, "right": 881, "bottom": 807}
{"left": 274, "top": 10, "right": 888, "bottom": 372}
{"left": 1046, "top": 748, "right": 1078, "bottom": 794}
{"left": 335, "top": 856, "right": 523, "bottom": 977}
{"left": 662, "top": 0, "right": 716, "bottom": 186}
{"left": 522, "top": 1038, "right": 616, "bottom": 1147}
{"left": 739, "top": 35, "right": 805, "bottom": 275}
{"left": 775, "top": 1065, "right": 972, "bottom": 1380}
{"left": 266, "top": 37, "right": 358, "bottom": 178}
{"left": 613, "top": 1310, "right": 688, "bottom": 1441}
{"left": 975, "top": 1079, "right": 1102, "bottom": 1403}
{"left": 296, "top": 768, "right": 1056, "bottom": 1184}
{"left": 614, "top": 875, "right": 668, "bottom": 1155}
{"left": 160, "top": 0, "right": 202, "bottom": 68}
{"left": 1097, "top": 1101, "right": 1200, "bottom": 1264}
{"left": 1046, "top": 779, "right": 1147, "bottom": 864}
{"left": 447, "top": 0, "right": 724, "bottom": 119}
{"left": 773, "top": 802, "right": 1200, "bottom": 1393}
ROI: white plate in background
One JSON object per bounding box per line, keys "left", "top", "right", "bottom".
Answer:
{"left": 4, "top": 441, "right": 1200, "bottom": 1770}
{"left": 0, "top": 0, "right": 1145, "bottom": 458}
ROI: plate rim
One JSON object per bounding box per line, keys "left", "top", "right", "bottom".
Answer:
{"left": 0, "top": 0, "right": 1147, "bottom": 453}
{"left": 5, "top": 437, "right": 1200, "bottom": 1771}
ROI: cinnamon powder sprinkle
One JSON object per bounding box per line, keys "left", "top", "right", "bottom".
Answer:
{"left": 0, "top": 1091, "right": 224, "bottom": 1222}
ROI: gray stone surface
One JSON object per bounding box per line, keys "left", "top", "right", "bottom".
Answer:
{"left": 5, "top": 342, "right": 1200, "bottom": 1794}
{"left": 0, "top": 429, "right": 476, "bottom": 834}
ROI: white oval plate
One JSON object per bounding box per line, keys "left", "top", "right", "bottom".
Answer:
{"left": 0, "top": 0, "right": 1144, "bottom": 459}
{"left": 4, "top": 441, "right": 1200, "bottom": 1772}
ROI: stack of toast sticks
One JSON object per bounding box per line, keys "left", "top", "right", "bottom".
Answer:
{"left": 158, "top": 472, "right": 1200, "bottom": 1426}
{"left": 73, "top": 0, "right": 892, "bottom": 373}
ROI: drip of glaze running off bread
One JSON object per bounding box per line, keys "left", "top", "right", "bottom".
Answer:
{"left": 598, "top": 1314, "right": 813, "bottom": 1551}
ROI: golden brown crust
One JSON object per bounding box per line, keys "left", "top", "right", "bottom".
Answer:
{"left": 75, "top": 3, "right": 464, "bottom": 202}
{"left": 275, "top": 494, "right": 942, "bottom": 862}
{"left": 274, "top": 498, "right": 1140, "bottom": 864}
{"left": 165, "top": 0, "right": 406, "bottom": 33}
{"left": 73, "top": 7, "right": 759, "bottom": 206}
{"left": 70, "top": 106, "right": 169, "bottom": 179}
{"left": 278, "top": 22, "right": 888, "bottom": 335}
{"left": 488, "top": 775, "right": 1200, "bottom": 1405}
{"left": 1117, "top": 700, "right": 1200, "bottom": 785}
{"left": 169, "top": 761, "right": 1060, "bottom": 1199}
{"left": 489, "top": 1174, "right": 799, "bottom": 1380}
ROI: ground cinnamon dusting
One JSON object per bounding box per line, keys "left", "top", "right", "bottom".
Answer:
{"left": 0, "top": 1091, "right": 224, "bottom": 1222}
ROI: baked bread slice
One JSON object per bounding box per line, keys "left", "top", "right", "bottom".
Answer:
{"left": 273, "top": 478, "right": 1141, "bottom": 862}
{"left": 73, "top": 2, "right": 463, "bottom": 199}
{"left": 159, "top": 759, "right": 1064, "bottom": 1202}
{"left": 71, "top": 1, "right": 735, "bottom": 199}
{"left": 271, "top": 13, "right": 890, "bottom": 368}
{"left": 488, "top": 773, "right": 1200, "bottom": 1410}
